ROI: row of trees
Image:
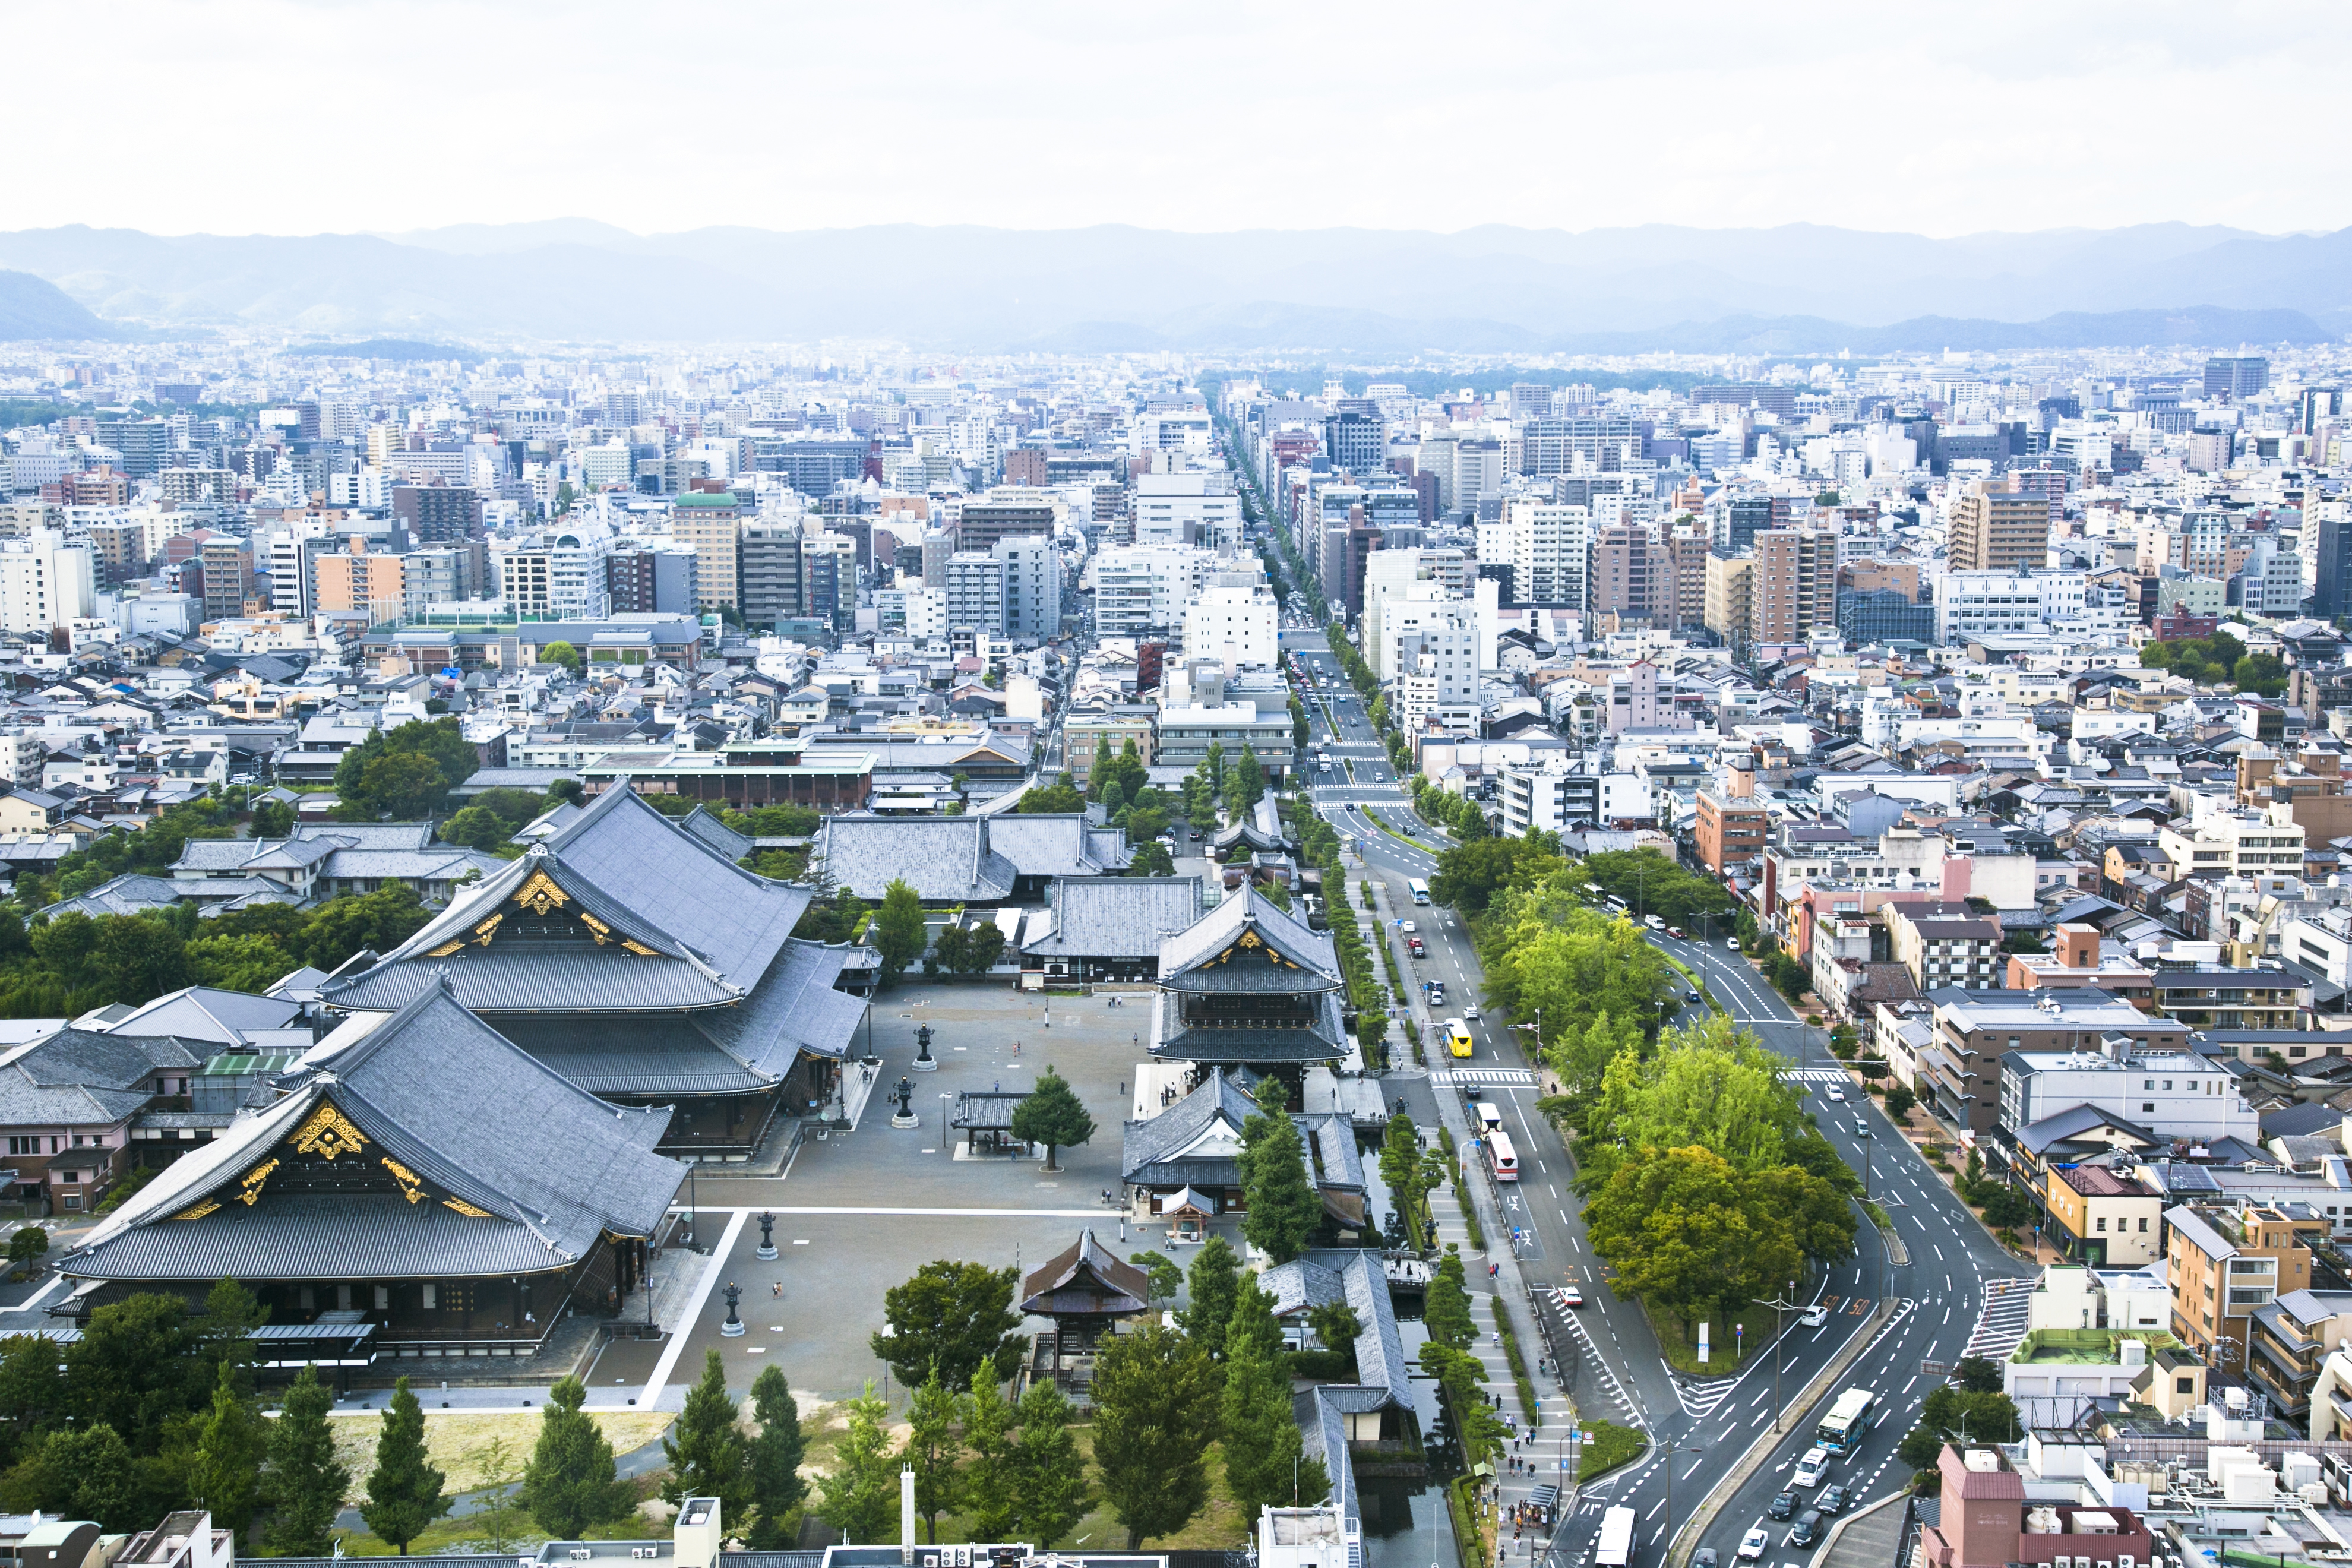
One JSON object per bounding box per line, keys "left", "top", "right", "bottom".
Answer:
{"left": 1469, "top": 872, "right": 1683, "bottom": 1066}
{"left": 1177, "top": 741, "right": 1266, "bottom": 830}
{"left": 1408, "top": 776, "right": 1489, "bottom": 840}
{"left": 1287, "top": 800, "right": 1389, "bottom": 1059}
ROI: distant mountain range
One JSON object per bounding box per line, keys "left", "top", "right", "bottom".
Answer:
{"left": 0, "top": 221, "right": 2345, "bottom": 353}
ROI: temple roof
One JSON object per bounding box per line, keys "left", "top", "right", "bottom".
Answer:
{"left": 62, "top": 981, "right": 682, "bottom": 1284}
{"left": 1019, "top": 1228, "right": 1150, "bottom": 1318}
{"left": 1155, "top": 886, "right": 1339, "bottom": 996}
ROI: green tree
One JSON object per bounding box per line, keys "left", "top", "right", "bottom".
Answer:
{"left": 299, "top": 884, "right": 431, "bottom": 972}
{"left": 1219, "top": 1277, "right": 1302, "bottom": 1519}
{"left": 959, "top": 1367, "right": 1016, "bottom": 1541}
{"left": 1090, "top": 1324, "right": 1221, "bottom": 1550}
{"left": 1010, "top": 1066, "right": 1096, "bottom": 1172}
{"left": 8, "top": 1423, "right": 140, "bottom": 1530}
{"left": 1177, "top": 1236, "right": 1242, "bottom": 1360}
{"left": 355, "top": 751, "right": 456, "bottom": 821}
{"left": 7, "top": 1225, "right": 49, "bottom": 1270}
{"left": 250, "top": 799, "right": 295, "bottom": 838}
{"left": 1428, "top": 834, "right": 1562, "bottom": 916}
{"left": 1307, "top": 1301, "right": 1361, "bottom": 1355}
{"left": 521, "top": 1376, "right": 633, "bottom": 1540}
{"left": 264, "top": 1366, "right": 347, "bottom": 1557}
{"left": 1378, "top": 1111, "right": 1427, "bottom": 1226}
{"left": 92, "top": 915, "right": 191, "bottom": 1004}
{"left": 64, "top": 1291, "right": 203, "bottom": 1454}
{"left": 1086, "top": 736, "right": 1116, "bottom": 800}
{"left": 540, "top": 640, "right": 583, "bottom": 674}
{"left": 662, "top": 1351, "right": 750, "bottom": 1519}
{"left": 1883, "top": 1084, "right": 1916, "bottom": 1120}
{"left": 745, "top": 1365, "right": 807, "bottom": 1549}
{"left": 1016, "top": 778, "right": 1085, "bottom": 813}
{"left": 184, "top": 934, "right": 298, "bottom": 993}
{"left": 905, "top": 1362, "right": 963, "bottom": 1541}
{"left": 1128, "top": 842, "right": 1177, "bottom": 877}
{"left": 815, "top": 1382, "right": 898, "bottom": 1544}
{"left": 1424, "top": 1245, "right": 1475, "bottom": 1350}
{"left": 197, "top": 1275, "right": 267, "bottom": 1396}
{"left": 1128, "top": 1250, "right": 1182, "bottom": 1308}
{"left": 467, "top": 1433, "right": 526, "bottom": 1553}
{"left": 361, "top": 1377, "right": 450, "bottom": 1554}
{"left": 1238, "top": 1099, "right": 1319, "bottom": 1264}
{"left": 189, "top": 1360, "right": 262, "bottom": 1535}
{"left": 1006, "top": 1379, "right": 1085, "bottom": 1547}
{"left": 872, "top": 1260, "right": 1025, "bottom": 1391}
{"left": 437, "top": 805, "right": 514, "bottom": 851}
{"left": 872, "top": 878, "right": 928, "bottom": 982}
{"left": 1226, "top": 746, "right": 1266, "bottom": 817}
{"left": 0, "top": 1333, "right": 62, "bottom": 1459}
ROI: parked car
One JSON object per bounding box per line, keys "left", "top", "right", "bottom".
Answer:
{"left": 1791, "top": 1510, "right": 1823, "bottom": 1548}
{"left": 1408, "top": 939, "right": 1427, "bottom": 958}
{"left": 1737, "top": 1528, "right": 1770, "bottom": 1562}
{"left": 1819, "top": 1486, "right": 1848, "bottom": 1516}
{"left": 1766, "top": 1493, "right": 1795, "bottom": 1520}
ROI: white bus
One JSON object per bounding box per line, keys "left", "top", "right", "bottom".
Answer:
{"left": 1474, "top": 1102, "right": 1503, "bottom": 1135}
{"left": 1486, "top": 1128, "right": 1519, "bottom": 1183}
{"left": 1595, "top": 1506, "right": 1636, "bottom": 1568}
{"left": 1817, "top": 1388, "right": 1878, "bottom": 1452}
{"left": 1408, "top": 878, "right": 1431, "bottom": 905}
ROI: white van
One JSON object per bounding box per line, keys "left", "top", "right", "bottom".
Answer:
{"left": 1793, "top": 1447, "right": 1830, "bottom": 1488}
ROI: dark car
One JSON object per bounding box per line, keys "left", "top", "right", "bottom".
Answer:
{"left": 1818, "top": 1485, "right": 1848, "bottom": 1515}
{"left": 1790, "top": 1511, "right": 1823, "bottom": 1548}
{"left": 1686, "top": 990, "right": 1703, "bottom": 1004}
{"left": 1693, "top": 1553, "right": 1718, "bottom": 1568}
{"left": 1767, "top": 1492, "right": 1795, "bottom": 1521}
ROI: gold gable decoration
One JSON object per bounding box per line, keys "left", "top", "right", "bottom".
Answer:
{"left": 426, "top": 938, "right": 466, "bottom": 957}
{"left": 580, "top": 913, "right": 613, "bottom": 945}
{"left": 291, "top": 1102, "right": 369, "bottom": 1160}
{"left": 238, "top": 1159, "right": 279, "bottom": 1206}
{"left": 620, "top": 939, "right": 659, "bottom": 957}
{"left": 472, "top": 912, "right": 503, "bottom": 947}
{"left": 514, "top": 869, "right": 570, "bottom": 917}
{"left": 442, "top": 1197, "right": 494, "bottom": 1218}
{"left": 382, "top": 1156, "right": 425, "bottom": 1204}
{"left": 173, "top": 1199, "right": 221, "bottom": 1222}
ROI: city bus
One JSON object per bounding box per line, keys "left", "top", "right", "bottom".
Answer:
{"left": 1408, "top": 878, "right": 1431, "bottom": 905}
{"left": 1486, "top": 1129, "right": 1519, "bottom": 1182}
{"left": 1595, "top": 1507, "right": 1635, "bottom": 1568}
{"left": 1445, "top": 1018, "right": 1474, "bottom": 1058}
{"left": 1474, "top": 1101, "right": 1503, "bottom": 1134}
{"left": 1817, "top": 1388, "right": 1879, "bottom": 1452}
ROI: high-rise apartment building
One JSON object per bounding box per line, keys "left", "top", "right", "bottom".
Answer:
{"left": 1521, "top": 416, "right": 1642, "bottom": 478}
{"left": 1703, "top": 552, "right": 1754, "bottom": 645}
{"left": 198, "top": 537, "right": 255, "bottom": 622}
{"left": 393, "top": 484, "right": 483, "bottom": 544}
{"left": 1752, "top": 528, "right": 1834, "bottom": 643}
{"left": 956, "top": 488, "right": 1058, "bottom": 554}
{"left": 606, "top": 546, "right": 696, "bottom": 615}
{"left": 1323, "top": 412, "right": 1384, "bottom": 475}
{"left": 1499, "top": 498, "right": 1591, "bottom": 608}
{"left": 668, "top": 491, "right": 742, "bottom": 609}
{"left": 802, "top": 532, "right": 856, "bottom": 634}
{"left": 1591, "top": 524, "right": 1677, "bottom": 630}
{"left": 943, "top": 551, "right": 1007, "bottom": 638}
{"left": 1948, "top": 484, "right": 2052, "bottom": 574}
{"left": 315, "top": 538, "right": 407, "bottom": 623}
{"left": 738, "top": 520, "right": 806, "bottom": 630}
{"left": 994, "top": 533, "right": 1061, "bottom": 644}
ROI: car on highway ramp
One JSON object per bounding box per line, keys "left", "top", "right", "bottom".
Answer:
{"left": 1737, "top": 1526, "right": 1770, "bottom": 1561}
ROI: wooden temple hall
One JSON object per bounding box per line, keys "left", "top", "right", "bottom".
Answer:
{"left": 1148, "top": 886, "right": 1350, "bottom": 1098}
{"left": 57, "top": 978, "right": 684, "bottom": 1358}
{"left": 317, "top": 786, "right": 868, "bottom": 1158}
{"left": 1020, "top": 1230, "right": 1150, "bottom": 1392}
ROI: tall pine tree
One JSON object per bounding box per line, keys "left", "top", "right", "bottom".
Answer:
{"left": 904, "top": 1362, "right": 963, "bottom": 1542}
{"left": 361, "top": 1377, "right": 450, "bottom": 1554}
{"left": 663, "top": 1350, "right": 751, "bottom": 1520}
{"left": 1177, "top": 1236, "right": 1241, "bottom": 1360}
{"left": 190, "top": 1360, "right": 262, "bottom": 1535}
{"left": 1007, "top": 1379, "right": 1086, "bottom": 1547}
{"left": 959, "top": 1371, "right": 1016, "bottom": 1542}
{"left": 744, "top": 1365, "right": 807, "bottom": 1548}
{"left": 815, "top": 1382, "right": 899, "bottom": 1544}
{"left": 1238, "top": 1101, "right": 1319, "bottom": 1263}
{"left": 521, "top": 1376, "right": 634, "bottom": 1539}
{"left": 1219, "top": 1278, "right": 1303, "bottom": 1520}
{"left": 265, "top": 1366, "right": 348, "bottom": 1557}
{"left": 1090, "top": 1324, "right": 1219, "bottom": 1550}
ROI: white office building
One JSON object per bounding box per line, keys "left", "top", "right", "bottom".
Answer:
{"left": 1181, "top": 578, "right": 1279, "bottom": 670}
{"left": 0, "top": 530, "right": 96, "bottom": 633}
{"left": 1501, "top": 498, "right": 1592, "bottom": 609}
{"left": 1133, "top": 472, "right": 1243, "bottom": 550}
{"left": 1093, "top": 545, "right": 1212, "bottom": 637}
{"left": 994, "top": 533, "right": 1063, "bottom": 645}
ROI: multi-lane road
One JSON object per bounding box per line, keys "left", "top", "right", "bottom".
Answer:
{"left": 1279, "top": 628, "right": 2030, "bottom": 1568}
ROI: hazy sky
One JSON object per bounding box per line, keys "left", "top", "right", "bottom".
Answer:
{"left": 16, "top": 0, "right": 2351, "bottom": 238}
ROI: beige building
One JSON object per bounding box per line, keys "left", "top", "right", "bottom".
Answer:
{"left": 2157, "top": 807, "right": 2307, "bottom": 884}
{"left": 669, "top": 493, "right": 742, "bottom": 609}
{"left": 1753, "top": 527, "right": 1834, "bottom": 643}
{"left": 1949, "top": 484, "right": 2053, "bottom": 574}
{"left": 1703, "top": 552, "right": 1753, "bottom": 644}
{"left": 2043, "top": 1165, "right": 2163, "bottom": 1267}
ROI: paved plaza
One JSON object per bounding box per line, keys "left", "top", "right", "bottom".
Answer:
{"left": 583, "top": 980, "right": 1207, "bottom": 1411}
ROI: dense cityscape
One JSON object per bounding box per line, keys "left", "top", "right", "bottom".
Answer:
{"left": 0, "top": 73, "right": 2342, "bottom": 1568}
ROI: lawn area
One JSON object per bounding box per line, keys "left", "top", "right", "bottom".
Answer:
{"left": 325, "top": 1408, "right": 676, "bottom": 1504}
{"left": 912, "top": 1424, "right": 1251, "bottom": 1550}
{"left": 1645, "top": 1300, "right": 1787, "bottom": 1377}
{"left": 1576, "top": 1420, "right": 1647, "bottom": 1481}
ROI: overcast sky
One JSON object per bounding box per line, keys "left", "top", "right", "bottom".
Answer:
{"left": 15, "top": 0, "right": 2349, "bottom": 239}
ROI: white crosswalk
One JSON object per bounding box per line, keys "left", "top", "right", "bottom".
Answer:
{"left": 1786, "top": 1069, "right": 1855, "bottom": 1083}
{"left": 1962, "top": 1278, "right": 2034, "bottom": 1364}
{"left": 1433, "top": 1068, "right": 1539, "bottom": 1086}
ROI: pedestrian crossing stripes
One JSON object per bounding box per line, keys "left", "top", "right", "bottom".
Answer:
{"left": 1963, "top": 1277, "right": 2034, "bottom": 1364}
{"left": 1787, "top": 1069, "right": 1855, "bottom": 1083}
{"left": 1432, "top": 1068, "right": 1538, "bottom": 1086}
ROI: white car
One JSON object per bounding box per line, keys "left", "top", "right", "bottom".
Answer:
{"left": 1825, "top": 1085, "right": 1847, "bottom": 1102}
{"left": 1792, "top": 1447, "right": 1829, "bottom": 1488}
{"left": 1399, "top": 921, "right": 1416, "bottom": 933}
{"left": 1798, "top": 1304, "right": 1829, "bottom": 1329}
{"left": 1727, "top": 937, "right": 1741, "bottom": 950}
{"left": 1737, "top": 1527, "right": 1770, "bottom": 1562}
{"left": 1465, "top": 1004, "right": 1480, "bottom": 1021}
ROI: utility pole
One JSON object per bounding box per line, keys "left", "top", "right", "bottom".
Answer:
{"left": 1753, "top": 1288, "right": 1800, "bottom": 1431}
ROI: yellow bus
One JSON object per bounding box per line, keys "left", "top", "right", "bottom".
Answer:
{"left": 1445, "top": 1017, "right": 1473, "bottom": 1058}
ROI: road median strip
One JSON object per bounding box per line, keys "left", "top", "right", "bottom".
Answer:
{"left": 1664, "top": 1295, "right": 1899, "bottom": 1568}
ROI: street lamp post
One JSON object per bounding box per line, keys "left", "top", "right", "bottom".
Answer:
{"left": 1752, "top": 1288, "right": 1800, "bottom": 1431}
{"left": 1661, "top": 1437, "right": 1705, "bottom": 1551}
